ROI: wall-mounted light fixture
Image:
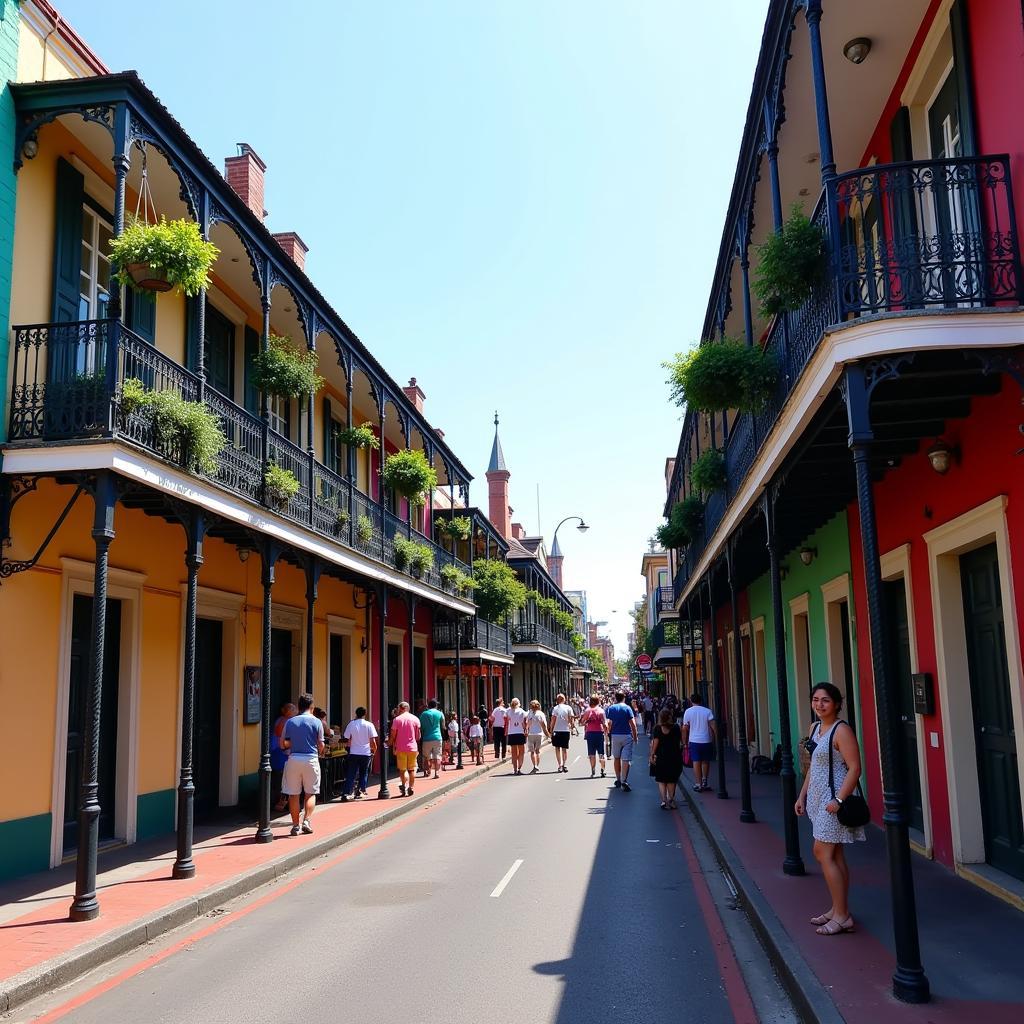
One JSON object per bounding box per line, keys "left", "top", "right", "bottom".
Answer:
{"left": 799, "top": 546, "right": 817, "bottom": 567}
{"left": 21, "top": 137, "right": 38, "bottom": 161}
{"left": 927, "top": 439, "right": 960, "bottom": 475}
{"left": 843, "top": 37, "right": 872, "bottom": 64}
{"left": 237, "top": 545, "right": 251, "bottom": 563}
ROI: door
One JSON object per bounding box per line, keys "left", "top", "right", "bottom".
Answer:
{"left": 386, "top": 643, "right": 402, "bottom": 714}
{"left": 961, "top": 545, "right": 1024, "bottom": 881}
{"left": 64, "top": 595, "right": 121, "bottom": 851}
{"left": 204, "top": 306, "right": 235, "bottom": 399}
{"left": 192, "top": 618, "right": 223, "bottom": 820}
{"left": 412, "top": 646, "right": 426, "bottom": 708}
{"left": 329, "top": 633, "right": 347, "bottom": 728}
{"left": 839, "top": 601, "right": 857, "bottom": 734}
{"left": 269, "top": 628, "right": 293, "bottom": 721}
{"left": 882, "top": 580, "right": 924, "bottom": 832}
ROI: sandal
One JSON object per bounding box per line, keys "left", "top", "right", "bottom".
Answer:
{"left": 669, "top": 800, "right": 678, "bottom": 810}
{"left": 816, "top": 916, "right": 855, "bottom": 936}
{"left": 660, "top": 802, "right": 668, "bottom": 810}
{"left": 810, "top": 911, "right": 833, "bottom": 926}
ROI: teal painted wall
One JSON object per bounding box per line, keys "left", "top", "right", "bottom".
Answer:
{"left": 0, "top": 1, "right": 19, "bottom": 443}
{"left": 746, "top": 511, "right": 860, "bottom": 773}
{"left": 136, "top": 789, "right": 175, "bottom": 842}
{"left": 0, "top": 813, "right": 51, "bottom": 880}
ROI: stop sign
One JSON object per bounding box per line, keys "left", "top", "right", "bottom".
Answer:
{"left": 635, "top": 654, "right": 653, "bottom": 672}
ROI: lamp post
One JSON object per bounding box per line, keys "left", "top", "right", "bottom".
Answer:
{"left": 551, "top": 516, "right": 589, "bottom": 553}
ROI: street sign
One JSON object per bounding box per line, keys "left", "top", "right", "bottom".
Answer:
{"left": 635, "top": 653, "right": 652, "bottom": 672}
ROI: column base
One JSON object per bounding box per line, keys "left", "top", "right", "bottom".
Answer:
{"left": 893, "top": 968, "right": 930, "bottom": 1004}
{"left": 171, "top": 860, "right": 196, "bottom": 880}
{"left": 254, "top": 827, "right": 274, "bottom": 844}
{"left": 717, "top": 790, "right": 730, "bottom": 799}
{"left": 378, "top": 787, "right": 391, "bottom": 799}
{"left": 68, "top": 898, "right": 99, "bottom": 922}
{"left": 782, "top": 857, "right": 806, "bottom": 876}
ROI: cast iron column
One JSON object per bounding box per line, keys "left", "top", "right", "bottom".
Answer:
{"left": 195, "top": 190, "right": 210, "bottom": 402}
{"left": 804, "top": 0, "right": 837, "bottom": 183}
{"left": 305, "top": 561, "right": 319, "bottom": 694}
{"left": 255, "top": 543, "right": 277, "bottom": 843}
{"left": 762, "top": 486, "right": 805, "bottom": 876}
{"left": 844, "top": 365, "right": 929, "bottom": 1002}
{"left": 378, "top": 583, "right": 390, "bottom": 798}
{"left": 69, "top": 472, "right": 117, "bottom": 921}
{"left": 407, "top": 594, "right": 417, "bottom": 707}
{"left": 727, "top": 538, "right": 755, "bottom": 822}
{"left": 705, "top": 572, "right": 728, "bottom": 799}
{"left": 173, "top": 510, "right": 205, "bottom": 880}
{"left": 455, "top": 615, "right": 464, "bottom": 769}
{"left": 259, "top": 285, "right": 271, "bottom": 499}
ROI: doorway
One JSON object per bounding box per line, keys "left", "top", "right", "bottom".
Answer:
{"left": 412, "top": 645, "right": 426, "bottom": 708}
{"left": 269, "top": 628, "right": 294, "bottom": 719}
{"left": 192, "top": 618, "right": 223, "bottom": 820}
{"left": 961, "top": 544, "right": 1024, "bottom": 881}
{"left": 386, "top": 643, "right": 402, "bottom": 713}
{"left": 329, "top": 632, "right": 350, "bottom": 728}
{"left": 204, "top": 305, "right": 235, "bottom": 399}
{"left": 64, "top": 595, "right": 121, "bottom": 851}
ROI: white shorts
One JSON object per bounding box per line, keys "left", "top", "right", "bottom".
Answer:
{"left": 526, "top": 734, "right": 543, "bottom": 752}
{"left": 281, "top": 757, "right": 320, "bottom": 796}
{"left": 611, "top": 735, "right": 634, "bottom": 762}
{"left": 423, "top": 739, "right": 442, "bottom": 762}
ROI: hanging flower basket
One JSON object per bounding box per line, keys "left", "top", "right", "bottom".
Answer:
{"left": 689, "top": 448, "right": 727, "bottom": 495}
{"left": 264, "top": 463, "right": 300, "bottom": 509}
{"left": 656, "top": 495, "right": 704, "bottom": 549}
{"left": 382, "top": 448, "right": 438, "bottom": 506}
{"left": 664, "top": 339, "right": 778, "bottom": 413}
{"left": 435, "top": 515, "right": 472, "bottom": 541}
{"left": 123, "top": 263, "right": 173, "bottom": 293}
{"left": 754, "top": 204, "right": 828, "bottom": 317}
{"left": 110, "top": 216, "right": 219, "bottom": 297}
{"left": 336, "top": 422, "right": 380, "bottom": 450}
{"left": 250, "top": 335, "right": 324, "bottom": 400}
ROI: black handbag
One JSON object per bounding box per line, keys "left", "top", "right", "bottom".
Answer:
{"left": 827, "top": 721, "right": 870, "bottom": 828}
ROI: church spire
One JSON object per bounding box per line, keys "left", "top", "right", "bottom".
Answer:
{"left": 486, "top": 411, "right": 511, "bottom": 540}
{"left": 487, "top": 410, "right": 507, "bottom": 473}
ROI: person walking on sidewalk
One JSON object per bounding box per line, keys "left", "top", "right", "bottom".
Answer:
{"left": 341, "top": 706, "right": 377, "bottom": 801}
{"left": 525, "top": 700, "right": 549, "bottom": 773}
{"left": 280, "top": 693, "right": 325, "bottom": 835}
{"left": 641, "top": 694, "right": 654, "bottom": 736}
{"left": 649, "top": 708, "right": 683, "bottom": 809}
{"left": 796, "top": 682, "right": 865, "bottom": 936}
{"left": 419, "top": 699, "right": 445, "bottom": 779}
{"left": 505, "top": 697, "right": 528, "bottom": 775}
{"left": 389, "top": 701, "right": 421, "bottom": 797}
{"left": 681, "top": 692, "right": 716, "bottom": 792}
{"left": 489, "top": 699, "right": 508, "bottom": 760}
{"left": 468, "top": 715, "right": 485, "bottom": 765}
{"left": 580, "top": 695, "right": 607, "bottom": 778}
{"left": 605, "top": 690, "right": 638, "bottom": 791}
{"left": 549, "top": 693, "right": 575, "bottom": 773}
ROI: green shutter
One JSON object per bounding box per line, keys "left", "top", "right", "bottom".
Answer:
{"left": 243, "top": 326, "right": 260, "bottom": 415}
{"left": 323, "top": 397, "right": 335, "bottom": 473}
{"left": 949, "top": 0, "right": 978, "bottom": 156}
{"left": 185, "top": 296, "right": 199, "bottom": 372}
{"left": 889, "top": 106, "right": 922, "bottom": 309}
{"left": 52, "top": 158, "right": 83, "bottom": 324}
{"left": 127, "top": 288, "right": 156, "bottom": 344}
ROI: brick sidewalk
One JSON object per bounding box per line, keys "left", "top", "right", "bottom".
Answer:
{"left": 0, "top": 756, "right": 498, "bottom": 1012}
{"left": 678, "top": 752, "right": 1024, "bottom": 1023}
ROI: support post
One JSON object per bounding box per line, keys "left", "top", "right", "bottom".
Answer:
{"left": 705, "top": 572, "right": 728, "bottom": 799}
{"left": 378, "top": 583, "right": 390, "bottom": 798}
{"left": 195, "top": 190, "right": 210, "bottom": 402}
{"left": 762, "top": 486, "right": 805, "bottom": 876}
{"left": 255, "top": 542, "right": 277, "bottom": 843}
{"left": 727, "top": 538, "right": 755, "bottom": 822}
{"left": 844, "top": 364, "right": 929, "bottom": 1003}
{"left": 305, "top": 561, "right": 320, "bottom": 694}
{"left": 804, "top": 0, "right": 837, "bottom": 183}
{"left": 407, "top": 594, "right": 417, "bottom": 708}
{"left": 259, "top": 284, "right": 271, "bottom": 500}
{"left": 69, "top": 472, "right": 117, "bottom": 921}
{"left": 173, "top": 509, "right": 205, "bottom": 879}
{"left": 455, "top": 615, "right": 464, "bottom": 769}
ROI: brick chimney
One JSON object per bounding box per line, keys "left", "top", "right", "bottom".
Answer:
{"left": 224, "top": 143, "right": 266, "bottom": 221}
{"left": 487, "top": 413, "right": 512, "bottom": 540}
{"left": 402, "top": 377, "right": 426, "bottom": 413}
{"left": 272, "top": 231, "right": 308, "bottom": 272}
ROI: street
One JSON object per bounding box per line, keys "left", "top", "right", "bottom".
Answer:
{"left": 15, "top": 737, "right": 799, "bottom": 1024}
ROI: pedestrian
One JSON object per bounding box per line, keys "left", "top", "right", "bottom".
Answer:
{"left": 681, "top": 692, "right": 716, "bottom": 792}
{"left": 579, "top": 695, "right": 607, "bottom": 778}
{"left": 549, "top": 693, "right": 575, "bottom": 773}
{"left": 641, "top": 694, "right": 654, "bottom": 736}
{"left": 525, "top": 700, "right": 549, "bottom": 774}
{"left": 468, "top": 715, "right": 485, "bottom": 765}
{"left": 796, "top": 682, "right": 865, "bottom": 936}
{"left": 605, "top": 690, "right": 638, "bottom": 791}
{"left": 419, "top": 698, "right": 445, "bottom": 779}
{"left": 489, "top": 698, "right": 508, "bottom": 760}
{"left": 505, "top": 697, "right": 528, "bottom": 775}
{"left": 446, "top": 711, "right": 461, "bottom": 766}
{"left": 388, "top": 700, "right": 421, "bottom": 797}
{"left": 341, "top": 706, "right": 377, "bottom": 801}
{"left": 280, "top": 693, "right": 325, "bottom": 836}
{"left": 270, "top": 701, "right": 296, "bottom": 813}
{"left": 649, "top": 708, "right": 683, "bottom": 809}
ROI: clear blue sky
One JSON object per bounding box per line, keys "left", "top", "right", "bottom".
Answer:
{"left": 56, "top": 0, "right": 766, "bottom": 652}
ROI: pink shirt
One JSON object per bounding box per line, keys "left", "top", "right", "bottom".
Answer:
{"left": 582, "top": 707, "right": 606, "bottom": 733}
{"left": 390, "top": 712, "right": 421, "bottom": 752}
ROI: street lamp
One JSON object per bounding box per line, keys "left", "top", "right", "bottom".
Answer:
{"left": 551, "top": 516, "right": 589, "bottom": 553}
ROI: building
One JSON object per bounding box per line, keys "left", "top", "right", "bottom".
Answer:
{"left": 661, "top": 0, "right": 1024, "bottom": 999}
{"left": 639, "top": 545, "right": 701, "bottom": 697}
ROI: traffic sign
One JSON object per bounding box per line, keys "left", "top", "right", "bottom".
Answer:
{"left": 635, "top": 654, "right": 653, "bottom": 671}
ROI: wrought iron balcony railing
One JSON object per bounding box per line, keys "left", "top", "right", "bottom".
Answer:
{"left": 671, "top": 154, "right": 1023, "bottom": 603}
{"left": 650, "top": 618, "right": 700, "bottom": 653}
{"left": 510, "top": 621, "right": 576, "bottom": 657}
{"left": 7, "top": 318, "right": 472, "bottom": 597}
{"left": 433, "top": 616, "right": 510, "bottom": 656}
{"left": 656, "top": 586, "right": 675, "bottom": 614}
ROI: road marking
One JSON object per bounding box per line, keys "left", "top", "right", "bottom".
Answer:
{"left": 490, "top": 859, "right": 524, "bottom": 898}
{"left": 572, "top": 755, "right": 581, "bottom": 765}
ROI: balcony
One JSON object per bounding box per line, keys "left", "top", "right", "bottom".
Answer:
{"left": 6, "top": 319, "right": 473, "bottom": 601}
{"left": 510, "top": 621, "right": 577, "bottom": 659}
{"left": 656, "top": 586, "right": 675, "bottom": 616}
{"left": 433, "top": 616, "right": 510, "bottom": 657}
{"left": 673, "top": 155, "right": 1023, "bottom": 602}
{"left": 650, "top": 619, "right": 700, "bottom": 656}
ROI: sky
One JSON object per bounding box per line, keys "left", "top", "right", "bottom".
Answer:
{"left": 55, "top": 0, "right": 767, "bottom": 652}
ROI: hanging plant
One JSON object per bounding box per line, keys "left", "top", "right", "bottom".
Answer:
{"left": 394, "top": 535, "right": 435, "bottom": 577}
{"left": 356, "top": 513, "right": 374, "bottom": 545}
{"left": 754, "top": 204, "right": 828, "bottom": 317}
{"left": 250, "top": 335, "right": 324, "bottom": 400}
{"left": 264, "top": 463, "right": 300, "bottom": 509}
{"left": 336, "top": 422, "right": 380, "bottom": 450}
{"left": 435, "top": 515, "right": 472, "bottom": 541}
{"left": 110, "top": 216, "right": 219, "bottom": 296}
{"left": 382, "top": 448, "right": 438, "bottom": 506}
{"left": 689, "top": 448, "right": 727, "bottom": 495}
{"left": 440, "top": 563, "right": 475, "bottom": 594}
{"left": 656, "top": 495, "right": 704, "bottom": 549}
{"left": 664, "top": 339, "right": 778, "bottom": 413}
{"left": 678, "top": 494, "right": 705, "bottom": 538}
{"left": 472, "top": 559, "right": 527, "bottom": 623}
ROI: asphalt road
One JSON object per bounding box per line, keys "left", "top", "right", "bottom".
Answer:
{"left": 17, "top": 736, "right": 799, "bottom": 1024}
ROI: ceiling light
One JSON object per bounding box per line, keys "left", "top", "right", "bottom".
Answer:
{"left": 927, "top": 439, "right": 959, "bottom": 475}
{"left": 799, "top": 546, "right": 817, "bottom": 567}
{"left": 843, "top": 37, "right": 872, "bottom": 65}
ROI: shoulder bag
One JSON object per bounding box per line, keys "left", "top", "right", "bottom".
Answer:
{"left": 827, "top": 721, "right": 871, "bottom": 828}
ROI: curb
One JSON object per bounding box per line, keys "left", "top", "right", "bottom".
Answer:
{"left": 0, "top": 755, "right": 505, "bottom": 1015}
{"left": 679, "top": 778, "right": 846, "bottom": 1024}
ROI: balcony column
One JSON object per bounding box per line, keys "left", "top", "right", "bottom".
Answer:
{"left": 844, "top": 364, "right": 929, "bottom": 1004}
{"left": 68, "top": 472, "right": 117, "bottom": 922}
{"left": 804, "top": 0, "right": 837, "bottom": 184}
{"left": 761, "top": 486, "right": 805, "bottom": 876}
{"left": 173, "top": 509, "right": 205, "bottom": 880}
{"left": 377, "top": 583, "right": 390, "bottom": 799}
{"left": 107, "top": 104, "right": 130, "bottom": 323}
{"left": 378, "top": 403, "right": 387, "bottom": 562}
{"left": 738, "top": 214, "right": 754, "bottom": 348}
{"left": 255, "top": 541, "right": 280, "bottom": 844}
{"left": 727, "top": 538, "right": 755, "bottom": 822}
{"left": 195, "top": 190, "right": 210, "bottom": 403}
{"left": 454, "top": 613, "right": 464, "bottom": 769}
{"left": 345, "top": 360, "right": 355, "bottom": 546}
{"left": 305, "top": 560, "right": 320, "bottom": 695}
{"left": 407, "top": 594, "right": 417, "bottom": 707}
{"left": 259, "top": 278, "right": 272, "bottom": 499}
{"left": 307, "top": 339, "right": 316, "bottom": 528}
{"left": 704, "top": 572, "right": 728, "bottom": 799}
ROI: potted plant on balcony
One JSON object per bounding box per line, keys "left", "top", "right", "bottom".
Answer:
{"left": 435, "top": 515, "right": 472, "bottom": 542}
{"left": 471, "top": 558, "right": 527, "bottom": 623}
{"left": 336, "top": 422, "right": 380, "bottom": 450}
{"left": 110, "top": 216, "right": 220, "bottom": 296}
{"left": 394, "top": 536, "right": 434, "bottom": 578}
{"left": 656, "top": 495, "right": 704, "bottom": 549}
{"left": 356, "top": 513, "right": 374, "bottom": 545}
{"left": 440, "top": 563, "right": 475, "bottom": 595}
{"left": 250, "top": 335, "right": 324, "bottom": 400}
{"left": 754, "top": 204, "right": 828, "bottom": 317}
{"left": 664, "top": 339, "right": 778, "bottom": 413}
{"left": 382, "top": 448, "right": 437, "bottom": 506}
{"left": 264, "top": 462, "right": 300, "bottom": 509}
{"left": 689, "top": 448, "right": 727, "bottom": 495}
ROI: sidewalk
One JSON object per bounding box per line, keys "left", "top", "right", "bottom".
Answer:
{"left": 0, "top": 756, "right": 500, "bottom": 1014}
{"left": 678, "top": 751, "right": 1024, "bottom": 1024}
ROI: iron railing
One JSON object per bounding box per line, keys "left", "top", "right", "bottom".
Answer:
{"left": 510, "top": 620, "right": 576, "bottom": 657}
{"left": 656, "top": 586, "right": 675, "bottom": 614}
{"left": 433, "top": 616, "right": 510, "bottom": 656}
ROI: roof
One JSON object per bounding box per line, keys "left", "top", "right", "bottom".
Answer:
{"left": 550, "top": 533, "right": 563, "bottom": 558}
{"left": 487, "top": 413, "right": 507, "bottom": 473}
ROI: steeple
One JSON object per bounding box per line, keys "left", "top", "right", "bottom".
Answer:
{"left": 550, "top": 533, "right": 563, "bottom": 557}
{"left": 547, "top": 532, "right": 564, "bottom": 588}
{"left": 488, "top": 411, "right": 507, "bottom": 473}
{"left": 486, "top": 411, "right": 512, "bottom": 540}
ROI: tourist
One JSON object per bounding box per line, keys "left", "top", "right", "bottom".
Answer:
{"left": 681, "top": 692, "right": 716, "bottom": 792}
{"left": 505, "top": 697, "right": 528, "bottom": 775}
{"left": 419, "top": 698, "right": 445, "bottom": 779}
{"left": 549, "top": 693, "right": 575, "bottom": 773}
{"left": 341, "top": 706, "right": 377, "bottom": 801}
{"left": 270, "top": 701, "right": 296, "bottom": 813}
{"left": 388, "top": 701, "right": 421, "bottom": 797}
{"left": 796, "top": 682, "right": 865, "bottom": 936}
{"left": 605, "top": 690, "right": 638, "bottom": 791}
{"left": 468, "top": 715, "right": 485, "bottom": 765}
{"left": 489, "top": 699, "right": 508, "bottom": 760}
{"left": 649, "top": 707, "right": 683, "bottom": 809}
{"left": 280, "top": 693, "right": 325, "bottom": 836}
{"left": 580, "top": 695, "right": 607, "bottom": 778}
{"left": 525, "top": 699, "right": 549, "bottom": 774}
{"left": 446, "top": 711, "right": 461, "bottom": 766}
{"left": 641, "top": 694, "right": 654, "bottom": 736}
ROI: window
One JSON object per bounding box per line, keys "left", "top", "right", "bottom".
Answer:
{"left": 79, "top": 206, "right": 112, "bottom": 321}
{"left": 269, "top": 396, "right": 289, "bottom": 439}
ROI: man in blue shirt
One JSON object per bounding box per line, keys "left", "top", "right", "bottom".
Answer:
{"left": 281, "top": 692, "right": 325, "bottom": 836}
{"left": 419, "top": 698, "right": 446, "bottom": 779}
{"left": 605, "top": 690, "right": 638, "bottom": 791}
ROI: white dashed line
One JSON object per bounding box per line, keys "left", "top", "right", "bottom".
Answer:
{"left": 490, "top": 859, "right": 524, "bottom": 898}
